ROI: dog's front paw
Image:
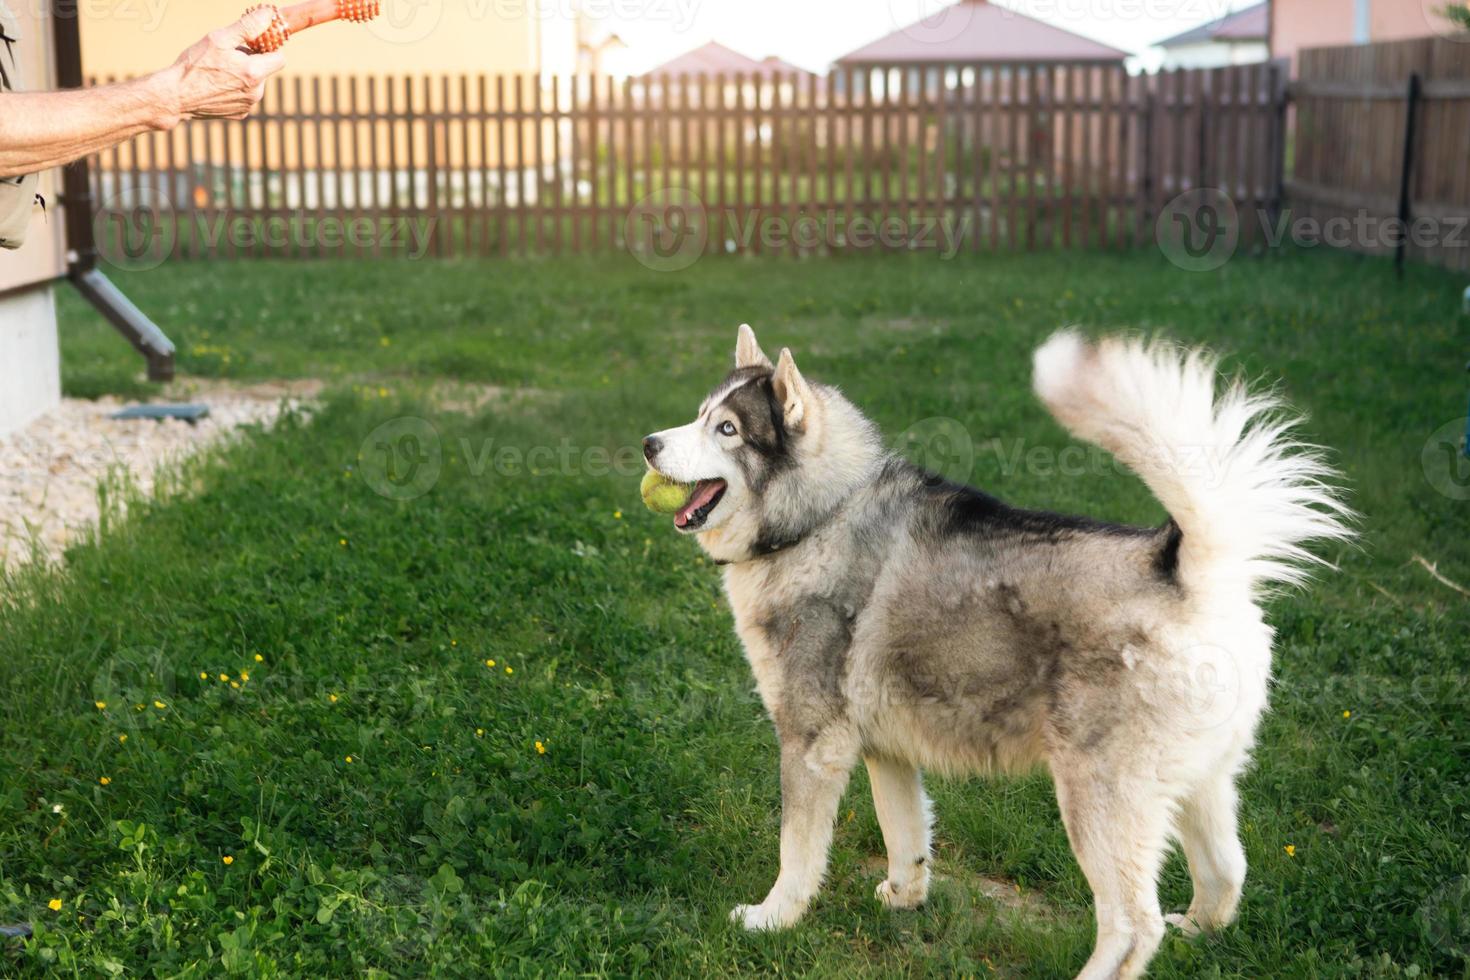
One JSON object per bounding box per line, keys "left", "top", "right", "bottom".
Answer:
{"left": 875, "top": 873, "right": 928, "bottom": 910}
{"left": 730, "top": 901, "right": 798, "bottom": 931}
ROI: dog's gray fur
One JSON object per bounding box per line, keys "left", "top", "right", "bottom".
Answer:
{"left": 643, "top": 325, "right": 1351, "bottom": 979}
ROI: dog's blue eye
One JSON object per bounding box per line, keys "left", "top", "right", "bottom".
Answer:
{"left": 718, "top": 421, "right": 737, "bottom": 437}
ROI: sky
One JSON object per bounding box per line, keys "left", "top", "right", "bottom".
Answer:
{"left": 592, "top": 0, "right": 1256, "bottom": 73}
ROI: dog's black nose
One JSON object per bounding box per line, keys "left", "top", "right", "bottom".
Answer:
{"left": 642, "top": 436, "right": 661, "bottom": 462}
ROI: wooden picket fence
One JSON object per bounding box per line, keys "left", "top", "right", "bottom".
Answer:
{"left": 86, "top": 62, "right": 1284, "bottom": 263}
{"left": 1287, "top": 37, "right": 1470, "bottom": 271}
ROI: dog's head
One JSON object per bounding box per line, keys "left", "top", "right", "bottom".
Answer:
{"left": 642, "top": 324, "right": 882, "bottom": 563}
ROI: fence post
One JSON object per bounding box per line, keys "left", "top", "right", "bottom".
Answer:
{"left": 1195, "top": 70, "right": 1207, "bottom": 194}
{"left": 1394, "top": 72, "right": 1421, "bottom": 277}
{"left": 51, "top": 1, "right": 99, "bottom": 275}
{"left": 426, "top": 78, "right": 440, "bottom": 258}
{"left": 1140, "top": 86, "right": 1156, "bottom": 238}
{"left": 1267, "top": 61, "right": 1287, "bottom": 238}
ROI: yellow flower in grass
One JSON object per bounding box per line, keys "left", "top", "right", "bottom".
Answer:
{"left": 118, "top": 734, "right": 127, "bottom": 744}
{"left": 222, "top": 855, "right": 234, "bottom": 866}
{"left": 1284, "top": 844, "right": 1296, "bottom": 857}
{"left": 219, "top": 674, "right": 229, "bottom": 682}
{"left": 339, "top": 538, "right": 348, "bottom": 548}
{"left": 344, "top": 755, "right": 354, "bottom": 764}
{"left": 505, "top": 666, "right": 513, "bottom": 675}
{"left": 94, "top": 700, "right": 107, "bottom": 710}
{"left": 99, "top": 776, "right": 111, "bottom": 786}
{"left": 153, "top": 701, "right": 166, "bottom": 709}
{"left": 239, "top": 671, "right": 249, "bottom": 682}
{"left": 329, "top": 694, "right": 339, "bottom": 703}
{"left": 475, "top": 729, "right": 484, "bottom": 737}
{"left": 230, "top": 681, "right": 240, "bottom": 689}
{"left": 535, "top": 741, "right": 546, "bottom": 755}
{"left": 613, "top": 510, "right": 622, "bottom": 520}
{"left": 47, "top": 899, "right": 62, "bottom": 911}
{"left": 1342, "top": 710, "right": 1351, "bottom": 719}
{"left": 200, "top": 672, "right": 209, "bottom": 680}
{"left": 254, "top": 654, "right": 264, "bottom": 663}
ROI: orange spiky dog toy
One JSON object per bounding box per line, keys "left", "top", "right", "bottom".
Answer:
{"left": 243, "top": 0, "right": 380, "bottom": 54}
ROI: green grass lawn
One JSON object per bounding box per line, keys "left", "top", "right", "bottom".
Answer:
{"left": 3, "top": 248, "right": 1467, "bottom": 976}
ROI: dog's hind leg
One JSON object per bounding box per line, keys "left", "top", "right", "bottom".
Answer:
{"left": 865, "top": 756, "right": 931, "bottom": 910}
{"left": 731, "top": 731, "right": 857, "bottom": 931}
{"left": 1053, "top": 762, "right": 1172, "bottom": 980}
{"left": 1166, "top": 773, "right": 1246, "bottom": 937}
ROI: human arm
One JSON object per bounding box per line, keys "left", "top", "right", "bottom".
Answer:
{"left": 0, "top": 8, "right": 284, "bottom": 177}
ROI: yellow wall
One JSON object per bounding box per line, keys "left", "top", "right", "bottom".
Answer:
{"left": 80, "top": 0, "right": 542, "bottom": 82}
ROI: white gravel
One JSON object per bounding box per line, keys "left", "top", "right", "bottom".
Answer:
{"left": 0, "top": 381, "right": 318, "bottom": 572}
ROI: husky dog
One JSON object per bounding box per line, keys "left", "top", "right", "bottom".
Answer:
{"left": 642, "top": 325, "right": 1351, "bottom": 979}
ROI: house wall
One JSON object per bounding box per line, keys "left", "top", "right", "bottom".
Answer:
{"left": 1272, "top": 0, "right": 1440, "bottom": 73}
{"left": 0, "top": 287, "right": 61, "bottom": 437}
{"left": 1, "top": 1, "right": 64, "bottom": 437}
{"left": 0, "top": 2, "right": 66, "bottom": 297}
{"left": 80, "top": 0, "right": 545, "bottom": 81}
{"left": 77, "top": 2, "right": 593, "bottom": 205}
{"left": 1160, "top": 40, "right": 1270, "bottom": 69}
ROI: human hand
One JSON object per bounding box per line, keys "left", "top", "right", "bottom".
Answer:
{"left": 157, "top": 8, "right": 287, "bottom": 124}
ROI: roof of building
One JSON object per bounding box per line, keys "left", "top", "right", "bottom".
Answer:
{"left": 760, "top": 55, "right": 815, "bottom": 77}
{"left": 644, "top": 41, "right": 811, "bottom": 78}
{"left": 836, "top": 0, "right": 1129, "bottom": 64}
{"left": 1157, "top": 2, "right": 1268, "bottom": 47}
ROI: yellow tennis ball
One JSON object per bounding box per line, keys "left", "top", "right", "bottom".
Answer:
{"left": 641, "top": 470, "right": 693, "bottom": 515}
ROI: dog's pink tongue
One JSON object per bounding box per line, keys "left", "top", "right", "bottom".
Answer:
{"left": 674, "top": 480, "right": 723, "bottom": 527}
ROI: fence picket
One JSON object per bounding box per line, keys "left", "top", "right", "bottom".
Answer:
{"left": 913, "top": 67, "right": 924, "bottom": 244}
{"left": 810, "top": 70, "right": 822, "bottom": 255}
{"left": 1102, "top": 67, "right": 1116, "bottom": 249}
{"left": 859, "top": 68, "right": 872, "bottom": 236}
{"left": 715, "top": 73, "right": 727, "bottom": 254}
{"left": 777, "top": 72, "right": 788, "bottom": 254}
{"left": 969, "top": 67, "right": 984, "bottom": 252}
{"left": 734, "top": 72, "right": 746, "bottom": 254}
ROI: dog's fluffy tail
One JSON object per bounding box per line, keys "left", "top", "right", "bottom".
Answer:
{"left": 1032, "top": 330, "right": 1354, "bottom": 595}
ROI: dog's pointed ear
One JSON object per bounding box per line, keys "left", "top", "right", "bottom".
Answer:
{"left": 772, "top": 348, "right": 812, "bottom": 429}
{"left": 735, "top": 323, "right": 772, "bottom": 370}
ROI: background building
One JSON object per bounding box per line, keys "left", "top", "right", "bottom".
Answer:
{"left": 1270, "top": 0, "right": 1444, "bottom": 73}
{"left": 1156, "top": 3, "right": 1268, "bottom": 70}
{"left": 643, "top": 41, "right": 813, "bottom": 80}
{"left": 835, "top": 0, "right": 1128, "bottom": 66}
